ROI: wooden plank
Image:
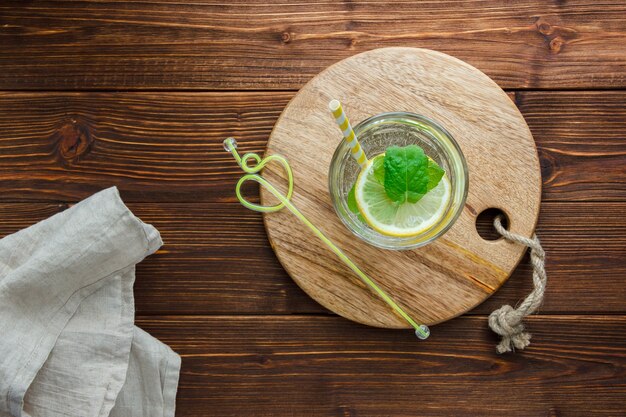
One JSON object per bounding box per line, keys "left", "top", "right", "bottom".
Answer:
{"left": 0, "top": 91, "right": 290, "bottom": 202}
{"left": 1, "top": 1, "right": 625, "bottom": 90}
{"left": 1, "top": 201, "right": 624, "bottom": 315}
{"left": 136, "top": 315, "right": 626, "bottom": 417}
{"left": 0, "top": 91, "right": 624, "bottom": 202}
{"left": 517, "top": 91, "right": 626, "bottom": 201}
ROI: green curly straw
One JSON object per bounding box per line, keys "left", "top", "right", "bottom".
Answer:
{"left": 223, "top": 137, "right": 430, "bottom": 340}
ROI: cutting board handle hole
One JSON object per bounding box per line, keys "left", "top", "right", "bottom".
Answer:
{"left": 476, "top": 208, "right": 509, "bottom": 241}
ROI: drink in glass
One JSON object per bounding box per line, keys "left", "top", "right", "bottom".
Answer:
{"left": 328, "top": 112, "right": 468, "bottom": 250}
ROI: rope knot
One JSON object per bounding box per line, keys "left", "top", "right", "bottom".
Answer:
{"left": 488, "top": 305, "right": 531, "bottom": 353}
{"left": 488, "top": 216, "right": 547, "bottom": 353}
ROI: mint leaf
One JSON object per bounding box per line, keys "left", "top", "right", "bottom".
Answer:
{"left": 426, "top": 158, "right": 445, "bottom": 191}
{"left": 384, "top": 145, "right": 429, "bottom": 203}
{"left": 347, "top": 183, "right": 366, "bottom": 222}
{"left": 347, "top": 183, "right": 358, "bottom": 213}
{"left": 373, "top": 156, "right": 385, "bottom": 185}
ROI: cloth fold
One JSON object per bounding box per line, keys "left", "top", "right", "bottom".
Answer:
{"left": 0, "top": 187, "right": 180, "bottom": 417}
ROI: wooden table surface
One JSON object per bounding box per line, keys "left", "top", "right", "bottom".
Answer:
{"left": 1, "top": 2, "right": 625, "bottom": 416}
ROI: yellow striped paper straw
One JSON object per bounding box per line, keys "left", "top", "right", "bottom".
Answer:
{"left": 329, "top": 100, "right": 368, "bottom": 169}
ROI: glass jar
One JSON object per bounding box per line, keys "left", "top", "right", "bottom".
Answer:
{"left": 328, "top": 112, "right": 468, "bottom": 250}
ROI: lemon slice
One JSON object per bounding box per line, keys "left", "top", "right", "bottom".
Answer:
{"left": 355, "top": 155, "right": 451, "bottom": 237}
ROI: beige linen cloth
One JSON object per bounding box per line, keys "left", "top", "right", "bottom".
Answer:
{"left": 0, "top": 187, "right": 180, "bottom": 417}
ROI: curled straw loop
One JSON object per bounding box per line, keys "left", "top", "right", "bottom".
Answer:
{"left": 235, "top": 153, "right": 293, "bottom": 213}
{"left": 223, "top": 137, "right": 294, "bottom": 213}
{"left": 488, "top": 215, "right": 547, "bottom": 353}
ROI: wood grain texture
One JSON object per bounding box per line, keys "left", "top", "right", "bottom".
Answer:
{"left": 136, "top": 315, "right": 626, "bottom": 417}
{"left": 263, "top": 47, "right": 541, "bottom": 327}
{"left": 516, "top": 91, "right": 626, "bottom": 201}
{"left": 0, "top": 91, "right": 290, "bottom": 202}
{"left": 1, "top": 202, "right": 623, "bottom": 315}
{"left": 1, "top": 1, "right": 626, "bottom": 90}
{"left": 0, "top": 91, "right": 624, "bottom": 203}
{"left": 3, "top": 2, "right": 626, "bottom": 415}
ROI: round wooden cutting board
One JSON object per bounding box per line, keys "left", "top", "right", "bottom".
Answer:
{"left": 261, "top": 47, "right": 541, "bottom": 328}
